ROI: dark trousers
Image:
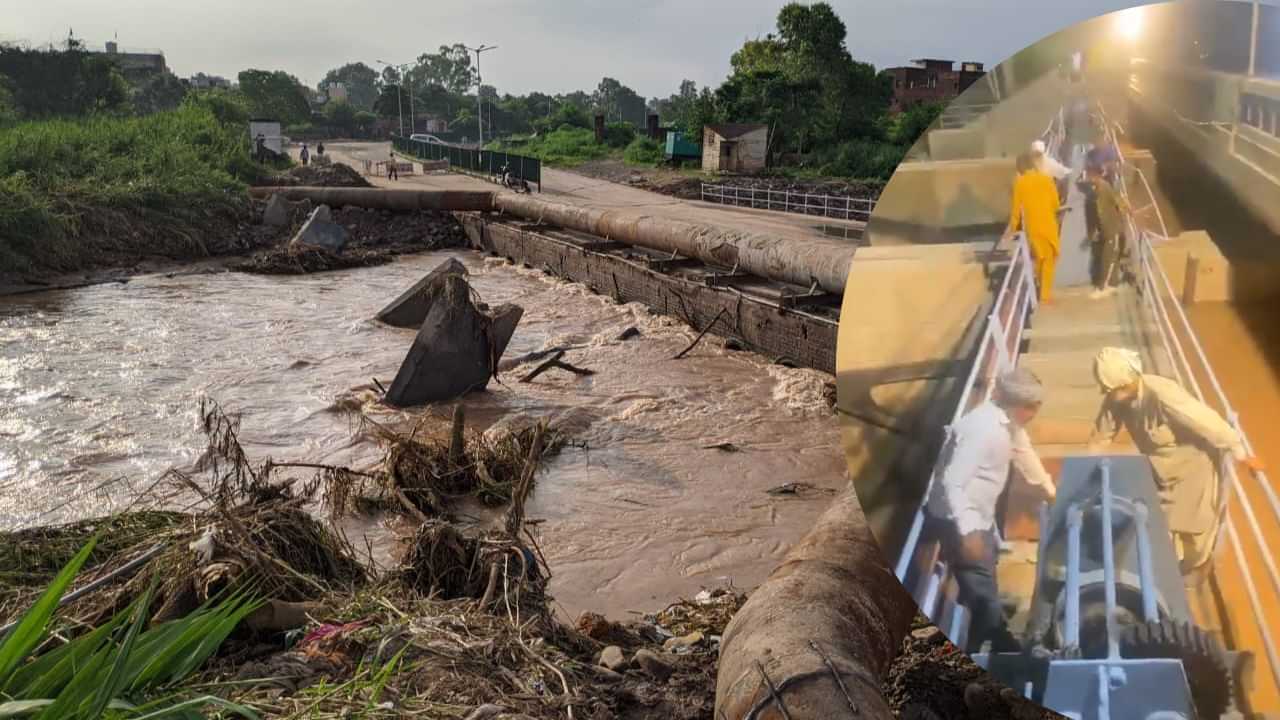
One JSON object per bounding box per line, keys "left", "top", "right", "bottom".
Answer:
{"left": 1093, "top": 230, "right": 1121, "bottom": 289}
{"left": 387, "top": 165, "right": 398, "bottom": 180}
{"left": 929, "top": 515, "right": 1009, "bottom": 654}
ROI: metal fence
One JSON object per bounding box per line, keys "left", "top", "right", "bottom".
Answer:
{"left": 1100, "top": 105, "right": 1280, "bottom": 692}
{"left": 699, "top": 183, "right": 877, "bottom": 221}
{"left": 392, "top": 135, "right": 542, "bottom": 191}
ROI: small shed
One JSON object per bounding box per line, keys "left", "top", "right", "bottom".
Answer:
{"left": 702, "top": 123, "right": 769, "bottom": 173}
{"left": 248, "top": 119, "right": 284, "bottom": 155}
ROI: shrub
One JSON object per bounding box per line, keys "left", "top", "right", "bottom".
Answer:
{"left": 816, "top": 138, "right": 907, "bottom": 181}
{"left": 602, "top": 121, "right": 635, "bottom": 149}
{"left": 623, "top": 137, "right": 663, "bottom": 165}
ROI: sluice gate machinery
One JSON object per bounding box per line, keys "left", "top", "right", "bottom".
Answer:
{"left": 976, "top": 455, "right": 1249, "bottom": 720}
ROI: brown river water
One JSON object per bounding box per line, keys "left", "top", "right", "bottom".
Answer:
{"left": 0, "top": 250, "right": 843, "bottom": 620}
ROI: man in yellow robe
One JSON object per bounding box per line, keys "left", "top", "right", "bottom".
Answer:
{"left": 1003, "top": 153, "right": 1062, "bottom": 303}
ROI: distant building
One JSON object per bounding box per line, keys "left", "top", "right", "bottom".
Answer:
{"left": 702, "top": 123, "right": 769, "bottom": 174}
{"left": 423, "top": 117, "right": 448, "bottom": 134}
{"left": 326, "top": 82, "right": 348, "bottom": 104}
{"left": 886, "top": 59, "right": 985, "bottom": 112}
{"left": 188, "top": 73, "right": 230, "bottom": 89}
{"left": 94, "top": 40, "right": 167, "bottom": 79}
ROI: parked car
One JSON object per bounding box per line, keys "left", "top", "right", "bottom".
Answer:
{"left": 409, "top": 133, "right": 445, "bottom": 145}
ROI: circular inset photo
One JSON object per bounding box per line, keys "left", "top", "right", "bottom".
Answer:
{"left": 838, "top": 2, "right": 1280, "bottom": 718}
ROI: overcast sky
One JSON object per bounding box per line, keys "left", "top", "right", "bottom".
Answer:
{"left": 3, "top": 1, "right": 1159, "bottom": 96}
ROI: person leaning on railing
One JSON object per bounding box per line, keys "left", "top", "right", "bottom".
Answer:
{"left": 1089, "top": 347, "right": 1267, "bottom": 580}
{"left": 1003, "top": 153, "right": 1066, "bottom": 304}
{"left": 924, "top": 368, "right": 1056, "bottom": 654}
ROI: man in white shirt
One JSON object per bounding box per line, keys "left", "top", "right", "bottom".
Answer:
{"left": 1031, "top": 139, "right": 1072, "bottom": 200}
{"left": 926, "top": 367, "right": 1056, "bottom": 653}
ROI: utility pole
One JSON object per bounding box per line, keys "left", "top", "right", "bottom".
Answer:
{"left": 465, "top": 44, "right": 497, "bottom": 146}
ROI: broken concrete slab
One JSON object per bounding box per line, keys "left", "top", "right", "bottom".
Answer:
{"left": 487, "top": 303, "right": 523, "bottom": 363}
{"left": 384, "top": 275, "right": 524, "bottom": 407}
{"left": 289, "top": 205, "right": 347, "bottom": 253}
{"left": 375, "top": 258, "right": 469, "bottom": 328}
{"left": 263, "top": 194, "right": 289, "bottom": 227}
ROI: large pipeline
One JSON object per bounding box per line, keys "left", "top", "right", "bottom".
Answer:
{"left": 493, "top": 193, "right": 856, "bottom": 294}
{"left": 247, "top": 186, "right": 495, "bottom": 212}
{"left": 249, "top": 186, "right": 858, "bottom": 294}
{"left": 714, "top": 486, "right": 916, "bottom": 719}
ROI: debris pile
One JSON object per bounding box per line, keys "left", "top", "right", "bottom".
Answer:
{"left": 232, "top": 203, "right": 468, "bottom": 275}
{"left": 328, "top": 410, "right": 567, "bottom": 523}
{"left": 0, "top": 399, "right": 368, "bottom": 631}
{"left": 884, "top": 614, "right": 1059, "bottom": 720}
{"left": 257, "top": 162, "right": 374, "bottom": 188}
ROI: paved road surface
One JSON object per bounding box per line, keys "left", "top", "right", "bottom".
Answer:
{"left": 319, "top": 141, "right": 864, "bottom": 245}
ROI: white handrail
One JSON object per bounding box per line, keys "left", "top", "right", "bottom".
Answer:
{"left": 1099, "top": 105, "right": 1280, "bottom": 690}
{"left": 893, "top": 108, "right": 1063, "bottom": 587}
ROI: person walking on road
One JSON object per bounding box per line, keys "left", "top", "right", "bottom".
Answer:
{"left": 1004, "top": 153, "right": 1064, "bottom": 303}
{"left": 387, "top": 152, "right": 399, "bottom": 181}
{"left": 926, "top": 367, "right": 1057, "bottom": 654}
{"left": 299, "top": 143, "right": 310, "bottom": 167}
{"left": 316, "top": 141, "right": 326, "bottom": 157}
{"left": 1089, "top": 347, "right": 1266, "bottom": 578}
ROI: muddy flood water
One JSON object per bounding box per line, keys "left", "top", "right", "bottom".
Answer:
{"left": 0, "top": 250, "right": 844, "bottom": 620}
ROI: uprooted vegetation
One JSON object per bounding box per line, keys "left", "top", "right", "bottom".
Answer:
{"left": 0, "top": 397, "right": 730, "bottom": 719}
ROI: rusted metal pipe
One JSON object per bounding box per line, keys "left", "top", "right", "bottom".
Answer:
{"left": 714, "top": 486, "right": 915, "bottom": 719}
{"left": 493, "top": 194, "right": 857, "bottom": 294}
{"left": 248, "top": 186, "right": 495, "bottom": 212}
{"left": 250, "top": 186, "right": 859, "bottom": 293}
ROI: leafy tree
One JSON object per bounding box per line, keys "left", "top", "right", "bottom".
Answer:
{"left": 237, "top": 69, "right": 310, "bottom": 125}
{"left": 131, "top": 71, "right": 187, "bottom": 115}
{"left": 730, "top": 37, "right": 787, "bottom": 75}
{"left": 319, "top": 61, "right": 379, "bottom": 110}
{"left": 325, "top": 100, "right": 358, "bottom": 136}
{"left": 414, "top": 44, "right": 477, "bottom": 94}
{"left": 355, "top": 110, "right": 378, "bottom": 136}
{"left": 888, "top": 101, "right": 945, "bottom": 146}
{"left": 532, "top": 101, "right": 590, "bottom": 134}
{"left": 0, "top": 44, "right": 128, "bottom": 118}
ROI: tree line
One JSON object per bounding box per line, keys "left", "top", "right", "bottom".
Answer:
{"left": 1, "top": 3, "right": 949, "bottom": 179}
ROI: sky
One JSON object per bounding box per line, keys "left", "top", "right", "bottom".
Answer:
{"left": 2, "top": 0, "right": 1167, "bottom": 97}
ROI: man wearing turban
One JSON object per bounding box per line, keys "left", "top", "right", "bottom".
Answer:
{"left": 927, "top": 367, "right": 1056, "bottom": 653}
{"left": 1090, "top": 347, "right": 1266, "bottom": 575}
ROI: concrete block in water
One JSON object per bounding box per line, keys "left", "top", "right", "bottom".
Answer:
{"left": 263, "top": 194, "right": 290, "bottom": 227}
{"left": 375, "top": 258, "right": 469, "bottom": 328}
{"left": 384, "top": 275, "right": 523, "bottom": 407}
{"left": 289, "top": 205, "right": 346, "bottom": 252}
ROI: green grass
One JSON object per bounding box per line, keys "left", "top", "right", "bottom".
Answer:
{"left": 492, "top": 127, "right": 615, "bottom": 167}
{"left": 0, "top": 98, "right": 268, "bottom": 275}
{"left": 0, "top": 538, "right": 261, "bottom": 719}
{"left": 622, "top": 137, "right": 663, "bottom": 166}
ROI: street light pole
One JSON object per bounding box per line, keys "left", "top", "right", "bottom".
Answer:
{"left": 377, "top": 60, "right": 405, "bottom": 136}
{"left": 464, "top": 44, "right": 497, "bottom": 146}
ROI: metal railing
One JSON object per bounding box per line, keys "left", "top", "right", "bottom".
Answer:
{"left": 1099, "top": 105, "right": 1280, "bottom": 691}
{"left": 699, "top": 183, "right": 877, "bottom": 221}
{"left": 894, "top": 110, "right": 1065, "bottom": 625}
{"left": 392, "top": 135, "right": 542, "bottom": 191}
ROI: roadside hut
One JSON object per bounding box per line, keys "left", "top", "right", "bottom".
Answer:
{"left": 701, "top": 123, "right": 769, "bottom": 174}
